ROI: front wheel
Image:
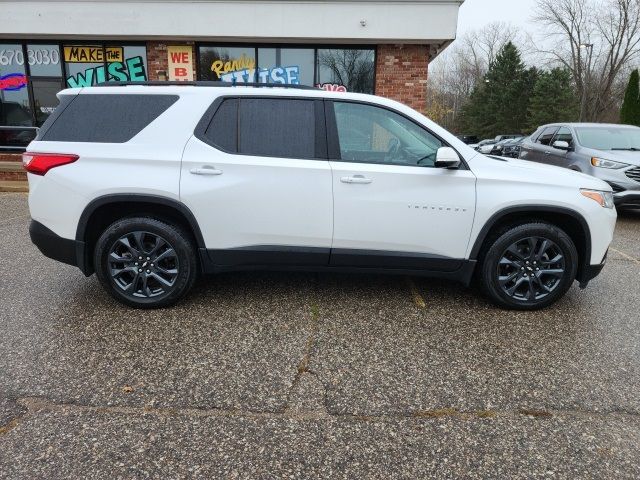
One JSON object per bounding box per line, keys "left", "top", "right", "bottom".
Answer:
{"left": 94, "top": 217, "right": 197, "bottom": 308}
{"left": 479, "top": 223, "right": 578, "bottom": 310}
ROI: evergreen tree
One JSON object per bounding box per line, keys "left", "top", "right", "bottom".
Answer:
{"left": 527, "top": 68, "right": 579, "bottom": 131}
{"left": 620, "top": 69, "right": 640, "bottom": 126}
{"left": 461, "top": 42, "right": 536, "bottom": 138}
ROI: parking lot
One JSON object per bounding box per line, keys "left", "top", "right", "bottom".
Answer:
{"left": 0, "top": 191, "right": 639, "bottom": 478}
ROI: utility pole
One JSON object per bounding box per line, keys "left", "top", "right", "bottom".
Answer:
{"left": 579, "top": 43, "right": 594, "bottom": 122}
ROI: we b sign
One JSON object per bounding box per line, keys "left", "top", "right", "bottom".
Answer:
{"left": 167, "top": 46, "right": 194, "bottom": 81}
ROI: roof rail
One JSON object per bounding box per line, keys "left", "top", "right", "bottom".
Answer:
{"left": 95, "top": 81, "right": 319, "bottom": 90}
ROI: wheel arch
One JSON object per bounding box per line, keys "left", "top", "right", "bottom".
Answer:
{"left": 470, "top": 205, "right": 592, "bottom": 282}
{"left": 76, "top": 194, "right": 206, "bottom": 276}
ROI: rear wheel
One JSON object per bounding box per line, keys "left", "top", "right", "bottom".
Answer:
{"left": 479, "top": 223, "right": 578, "bottom": 310}
{"left": 94, "top": 217, "right": 197, "bottom": 308}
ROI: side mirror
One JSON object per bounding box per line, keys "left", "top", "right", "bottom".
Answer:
{"left": 553, "top": 140, "right": 570, "bottom": 151}
{"left": 435, "top": 147, "right": 461, "bottom": 169}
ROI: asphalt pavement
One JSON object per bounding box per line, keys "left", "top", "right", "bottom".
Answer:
{"left": 1, "top": 192, "right": 639, "bottom": 479}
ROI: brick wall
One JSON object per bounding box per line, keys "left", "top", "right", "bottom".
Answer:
{"left": 0, "top": 153, "right": 21, "bottom": 162}
{"left": 0, "top": 153, "right": 25, "bottom": 181}
{"left": 146, "top": 42, "right": 197, "bottom": 81}
{"left": 375, "top": 44, "right": 429, "bottom": 113}
{"left": 0, "top": 171, "right": 26, "bottom": 181}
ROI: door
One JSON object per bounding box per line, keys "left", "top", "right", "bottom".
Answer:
{"left": 181, "top": 96, "right": 333, "bottom": 266}
{"left": 529, "top": 126, "right": 559, "bottom": 164}
{"left": 547, "top": 126, "right": 573, "bottom": 167}
{"left": 327, "top": 101, "right": 477, "bottom": 269}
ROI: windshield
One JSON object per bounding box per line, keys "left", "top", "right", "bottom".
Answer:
{"left": 575, "top": 126, "right": 640, "bottom": 150}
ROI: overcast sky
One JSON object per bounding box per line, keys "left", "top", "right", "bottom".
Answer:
{"left": 457, "top": 0, "right": 539, "bottom": 37}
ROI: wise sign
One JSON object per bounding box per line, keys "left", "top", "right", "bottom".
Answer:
{"left": 66, "top": 56, "right": 147, "bottom": 87}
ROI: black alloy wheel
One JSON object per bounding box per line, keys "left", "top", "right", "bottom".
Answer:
{"left": 497, "top": 236, "right": 565, "bottom": 302}
{"left": 108, "top": 231, "right": 179, "bottom": 298}
{"left": 480, "top": 222, "right": 578, "bottom": 310}
{"left": 94, "top": 217, "right": 197, "bottom": 308}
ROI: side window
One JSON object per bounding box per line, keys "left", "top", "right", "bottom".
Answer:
{"left": 238, "top": 98, "right": 317, "bottom": 159}
{"left": 552, "top": 127, "right": 573, "bottom": 147}
{"left": 332, "top": 102, "right": 444, "bottom": 167}
{"left": 40, "top": 94, "right": 178, "bottom": 143}
{"left": 204, "top": 98, "right": 238, "bottom": 152}
{"left": 536, "top": 127, "right": 559, "bottom": 146}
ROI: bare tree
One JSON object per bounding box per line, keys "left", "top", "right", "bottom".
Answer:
{"left": 459, "top": 21, "right": 522, "bottom": 81}
{"left": 427, "top": 22, "right": 522, "bottom": 130}
{"left": 535, "top": 0, "right": 640, "bottom": 121}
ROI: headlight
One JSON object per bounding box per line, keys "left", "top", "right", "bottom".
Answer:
{"left": 581, "top": 189, "right": 615, "bottom": 208}
{"left": 591, "top": 157, "right": 628, "bottom": 169}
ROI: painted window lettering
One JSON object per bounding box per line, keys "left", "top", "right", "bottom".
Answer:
{"left": 0, "top": 48, "right": 24, "bottom": 66}
{"left": 210, "top": 53, "right": 255, "bottom": 78}
{"left": 0, "top": 73, "right": 28, "bottom": 91}
{"left": 317, "top": 83, "right": 347, "bottom": 92}
{"left": 219, "top": 66, "right": 301, "bottom": 84}
{"left": 0, "top": 47, "right": 60, "bottom": 67}
{"left": 63, "top": 46, "right": 148, "bottom": 87}
{"left": 63, "top": 46, "right": 123, "bottom": 63}
{"left": 66, "top": 56, "right": 147, "bottom": 87}
{"left": 168, "top": 46, "right": 194, "bottom": 81}
{"left": 196, "top": 46, "right": 373, "bottom": 92}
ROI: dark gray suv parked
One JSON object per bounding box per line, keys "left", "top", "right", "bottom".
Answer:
{"left": 520, "top": 123, "right": 640, "bottom": 208}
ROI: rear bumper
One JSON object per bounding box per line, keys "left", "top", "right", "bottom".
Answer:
{"left": 29, "top": 220, "right": 88, "bottom": 274}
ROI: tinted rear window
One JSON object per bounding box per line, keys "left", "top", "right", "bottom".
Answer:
{"left": 239, "top": 98, "right": 316, "bottom": 159}
{"left": 40, "top": 94, "right": 178, "bottom": 143}
{"left": 196, "top": 97, "right": 325, "bottom": 159}
{"left": 204, "top": 98, "right": 238, "bottom": 152}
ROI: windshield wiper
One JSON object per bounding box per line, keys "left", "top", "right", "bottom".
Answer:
{"left": 611, "top": 147, "right": 640, "bottom": 151}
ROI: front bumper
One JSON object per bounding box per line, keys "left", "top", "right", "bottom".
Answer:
{"left": 577, "top": 250, "right": 607, "bottom": 288}
{"left": 577, "top": 262, "right": 606, "bottom": 288}
{"left": 29, "top": 220, "right": 88, "bottom": 273}
{"left": 613, "top": 191, "right": 640, "bottom": 208}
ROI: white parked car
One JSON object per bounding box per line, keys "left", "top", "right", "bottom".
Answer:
{"left": 25, "top": 83, "right": 616, "bottom": 310}
{"left": 476, "top": 139, "right": 497, "bottom": 154}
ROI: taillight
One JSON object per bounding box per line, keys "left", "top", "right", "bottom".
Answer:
{"left": 22, "top": 152, "right": 79, "bottom": 176}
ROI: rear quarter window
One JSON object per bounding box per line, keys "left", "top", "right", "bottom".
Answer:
{"left": 39, "top": 94, "right": 178, "bottom": 143}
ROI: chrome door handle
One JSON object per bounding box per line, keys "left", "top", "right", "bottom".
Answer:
{"left": 341, "top": 175, "right": 372, "bottom": 184}
{"left": 190, "top": 166, "right": 223, "bottom": 176}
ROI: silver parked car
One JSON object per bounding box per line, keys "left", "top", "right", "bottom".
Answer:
{"left": 520, "top": 123, "right": 640, "bottom": 208}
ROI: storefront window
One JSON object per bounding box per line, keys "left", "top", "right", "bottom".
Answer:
{"left": 0, "top": 43, "right": 31, "bottom": 126}
{"left": 258, "top": 48, "right": 314, "bottom": 85}
{"left": 63, "top": 44, "right": 148, "bottom": 87}
{"left": 114, "top": 45, "right": 147, "bottom": 82}
{"left": 199, "top": 46, "right": 256, "bottom": 82}
{"left": 27, "top": 44, "right": 63, "bottom": 126}
{"left": 317, "top": 48, "right": 375, "bottom": 94}
{"left": 26, "top": 44, "right": 62, "bottom": 77}
{"left": 197, "top": 44, "right": 375, "bottom": 92}
{"left": 31, "top": 78, "right": 60, "bottom": 126}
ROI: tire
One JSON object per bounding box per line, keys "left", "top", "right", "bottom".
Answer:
{"left": 94, "top": 217, "right": 197, "bottom": 309}
{"left": 479, "top": 222, "right": 578, "bottom": 310}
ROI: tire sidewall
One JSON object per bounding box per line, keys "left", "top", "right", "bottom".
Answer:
{"left": 94, "top": 217, "right": 197, "bottom": 308}
{"left": 481, "top": 223, "right": 578, "bottom": 310}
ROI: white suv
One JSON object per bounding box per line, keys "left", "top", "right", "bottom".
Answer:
{"left": 25, "top": 83, "right": 616, "bottom": 310}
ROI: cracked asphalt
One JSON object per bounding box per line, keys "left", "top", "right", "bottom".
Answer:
{"left": 1, "top": 192, "right": 639, "bottom": 479}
